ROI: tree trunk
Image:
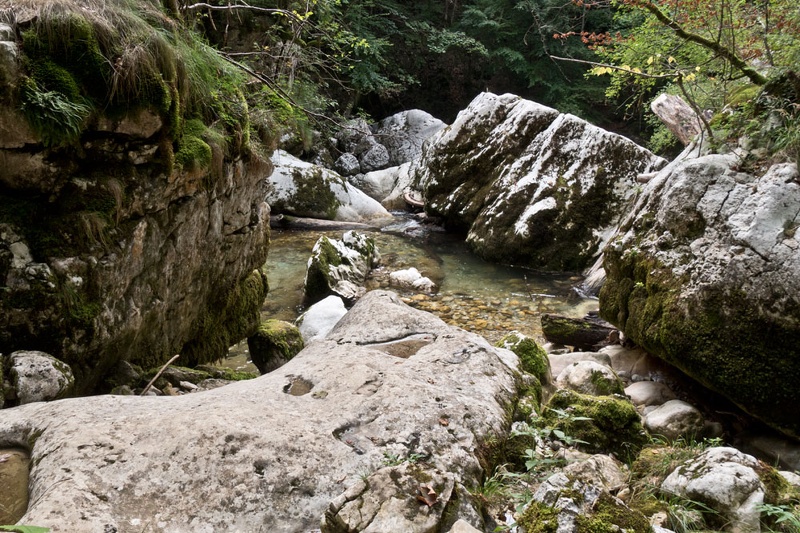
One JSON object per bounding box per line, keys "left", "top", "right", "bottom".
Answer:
{"left": 650, "top": 93, "right": 704, "bottom": 145}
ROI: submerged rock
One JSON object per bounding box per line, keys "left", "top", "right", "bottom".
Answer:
{"left": 410, "top": 92, "right": 666, "bottom": 270}
{"left": 600, "top": 147, "right": 800, "bottom": 438}
{"left": 0, "top": 291, "right": 519, "bottom": 532}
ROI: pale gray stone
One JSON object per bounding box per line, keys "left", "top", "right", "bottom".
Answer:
{"left": 661, "top": 447, "right": 765, "bottom": 533}
{"left": 0, "top": 291, "right": 519, "bottom": 533}
{"left": 625, "top": 381, "right": 677, "bottom": 408}
{"left": 269, "top": 150, "right": 392, "bottom": 222}
{"left": 296, "top": 295, "right": 348, "bottom": 343}
{"left": 410, "top": 92, "right": 666, "bottom": 270}
{"left": 376, "top": 109, "right": 447, "bottom": 166}
{"left": 388, "top": 267, "right": 436, "bottom": 293}
{"left": 562, "top": 454, "right": 628, "bottom": 493}
{"left": 644, "top": 399, "right": 705, "bottom": 441}
{"left": 10, "top": 351, "right": 74, "bottom": 404}
{"left": 555, "top": 360, "right": 623, "bottom": 396}
{"left": 548, "top": 351, "right": 612, "bottom": 379}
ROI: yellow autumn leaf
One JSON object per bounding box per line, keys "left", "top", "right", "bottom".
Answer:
{"left": 668, "top": 56, "right": 676, "bottom": 64}
{"left": 647, "top": 56, "right": 654, "bottom": 65}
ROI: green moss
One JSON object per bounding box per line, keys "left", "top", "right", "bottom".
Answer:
{"left": 303, "top": 237, "right": 344, "bottom": 304}
{"left": 589, "top": 369, "right": 624, "bottom": 396}
{"left": 286, "top": 168, "right": 341, "bottom": 219}
{"left": 175, "top": 134, "right": 212, "bottom": 172}
{"left": 600, "top": 244, "right": 800, "bottom": 437}
{"left": 517, "top": 501, "right": 559, "bottom": 533}
{"left": 544, "top": 389, "right": 647, "bottom": 462}
{"left": 181, "top": 269, "right": 269, "bottom": 366}
{"left": 247, "top": 319, "right": 304, "bottom": 374}
{"left": 497, "top": 332, "right": 550, "bottom": 382}
{"left": 576, "top": 492, "right": 650, "bottom": 533}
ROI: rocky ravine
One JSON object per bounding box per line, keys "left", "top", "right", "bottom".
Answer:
{"left": 0, "top": 291, "right": 519, "bottom": 532}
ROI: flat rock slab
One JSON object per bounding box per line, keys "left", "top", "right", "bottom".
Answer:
{"left": 0, "top": 291, "right": 519, "bottom": 533}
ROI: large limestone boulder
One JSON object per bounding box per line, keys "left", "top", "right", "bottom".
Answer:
{"left": 375, "top": 109, "right": 447, "bottom": 166}
{"left": 0, "top": 291, "right": 519, "bottom": 532}
{"left": 267, "top": 150, "right": 393, "bottom": 223}
{"left": 410, "top": 92, "right": 666, "bottom": 270}
{"left": 600, "top": 147, "right": 800, "bottom": 438}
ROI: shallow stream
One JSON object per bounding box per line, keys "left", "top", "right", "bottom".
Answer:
{"left": 224, "top": 217, "right": 597, "bottom": 370}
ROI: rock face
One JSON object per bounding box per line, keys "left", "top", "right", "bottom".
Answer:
{"left": 410, "top": 92, "right": 666, "bottom": 270}
{"left": 600, "top": 147, "right": 800, "bottom": 438}
{"left": 0, "top": 291, "right": 520, "bottom": 532}
{"left": 268, "top": 150, "right": 393, "bottom": 223}
{"left": 0, "top": 5, "right": 271, "bottom": 393}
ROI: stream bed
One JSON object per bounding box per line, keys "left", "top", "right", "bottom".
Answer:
{"left": 223, "top": 217, "right": 597, "bottom": 371}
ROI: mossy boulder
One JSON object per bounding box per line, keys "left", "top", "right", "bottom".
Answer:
{"left": 544, "top": 389, "right": 648, "bottom": 462}
{"left": 303, "top": 231, "right": 379, "bottom": 306}
{"left": 410, "top": 92, "right": 666, "bottom": 270}
{"left": 267, "top": 150, "right": 392, "bottom": 223}
{"left": 497, "top": 331, "right": 551, "bottom": 384}
{"left": 247, "top": 319, "right": 304, "bottom": 374}
{"left": 600, "top": 149, "right": 800, "bottom": 438}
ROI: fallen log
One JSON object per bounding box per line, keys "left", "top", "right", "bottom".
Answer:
{"left": 541, "top": 313, "right": 619, "bottom": 351}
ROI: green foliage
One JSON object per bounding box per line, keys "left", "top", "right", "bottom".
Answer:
{"left": 19, "top": 77, "right": 90, "bottom": 147}
{"left": 0, "top": 527, "right": 51, "bottom": 533}
{"left": 759, "top": 503, "right": 800, "bottom": 533}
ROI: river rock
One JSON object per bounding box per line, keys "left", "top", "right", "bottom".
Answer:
{"left": 548, "top": 351, "right": 612, "bottom": 378}
{"left": 9, "top": 350, "right": 74, "bottom": 404}
{"left": 644, "top": 399, "right": 705, "bottom": 441}
{"left": 661, "top": 447, "right": 766, "bottom": 533}
{"left": 247, "top": 319, "right": 304, "bottom": 374}
{"left": 304, "top": 231, "right": 380, "bottom": 305}
{"left": 555, "top": 360, "right": 624, "bottom": 396}
{"left": 600, "top": 146, "right": 800, "bottom": 438}
{"left": 0, "top": 291, "right": 519, "bottom": 532}
{"left": 388, "top": 267, "right": 437, "bottom": 293}
{"left": 296, "top": 295, "right": 348, "bottom": 343}
{"left": 358, "top": 142, "right": 390, "bottom": 172}
{"left": 562, "top": 454, "right": 629, "bottom": 493}
{"left": 625, "top": 381, "right": 677, "bottom": 408}
{"left": 334, "top": 152, "right": 361, "bottom": 176}
{"left": 375, "top": 109, "right": 447, "bottom": 166}
{"left": 267, "top": 150, "right": 393, "bottom": 223}
{"left": 410, "top": 92, "right": 666, "bottom": 270}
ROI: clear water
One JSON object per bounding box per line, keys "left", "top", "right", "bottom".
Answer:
{"left": 223, "top": 217, "right": 597, "bottom": 371}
